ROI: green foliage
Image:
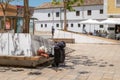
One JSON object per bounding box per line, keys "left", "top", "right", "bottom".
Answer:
{"left": 51, "top": 0, "right": 84, "bottom": 31}
{"left": 52, "top": 0, "right": 60, "bottom": 5}
{"left": 52, "top": 0, "right": 84, "bottom": 11}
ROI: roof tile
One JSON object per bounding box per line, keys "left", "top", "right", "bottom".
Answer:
{"left": 35, "top": 0, "right": 103, "bottom": 9}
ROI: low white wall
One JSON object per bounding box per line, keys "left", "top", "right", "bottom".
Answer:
{"left": 0, "top": 33, "right": 53, "bottom": 56}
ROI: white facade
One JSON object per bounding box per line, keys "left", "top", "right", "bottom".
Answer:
{"left": 33, "top": 5, "right": 108, "bottom": 33}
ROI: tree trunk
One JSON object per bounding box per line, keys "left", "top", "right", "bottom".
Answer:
{"left": 63, "top": 0, "right": 67, "bottom": 31}
{"left": 0, "top": 4, "right": 6, "bottom": 31}
{"left": 3, "top": 13, "right": 6, "bottom": 30}
{"left": 23, "top": 0, "right": 29, "bottom": 33}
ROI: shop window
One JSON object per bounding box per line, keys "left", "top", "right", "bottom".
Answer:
{"left": 100, "top": 25, "right": 103, "bottom": 28}
{"left": 108, "top": 27, "right": 115, "bottom": 30}
{"left": 5, "top": 18, "right": 11, "bottom": 30}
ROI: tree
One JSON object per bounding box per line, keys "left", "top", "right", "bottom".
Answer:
{"left": 0, "top": 0, "right": 20, "bottom": 31}
{"left": 0, "top": 0, "right": 30, "bottom": 33}
{"left": 52, "top": 0, "right": 84, "bottom": 31}
{"left": 12, "top": 0, "right": 30, "bottom": 33}
{"left": 23, "top": 0, "right": 30, "bottom": 33}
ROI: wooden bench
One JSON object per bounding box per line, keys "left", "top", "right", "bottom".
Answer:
{"left": 53, "top": 38, "right": 75, "bottom": 43}
{"left": 0, "top": 56, "right": 53, "bottom": 67}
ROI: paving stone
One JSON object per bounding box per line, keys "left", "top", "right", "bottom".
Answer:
{"left": 87, "top": 72, "right": 103, "bottom": 80}
{"left": 113, "top": 74, "right": 120, "bottom": 80}
{"left": 0, "top": 43, "right": 120, "bottom": 80}
{"left": 101, "top": 73, "right": 114, "bottom": 80}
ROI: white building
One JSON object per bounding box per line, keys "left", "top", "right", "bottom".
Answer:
{"left": 33, "top": 0, "right": 107, "bottom": 34}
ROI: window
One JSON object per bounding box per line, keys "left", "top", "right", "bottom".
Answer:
{"left": 83, "top": 24, "right": 85, "bottom": 28}
{"left": 67, "top": 24, "right": 68, "bottom": 27}
{"left": 48, "top": 13, "right": 50, "bottom": 17}
{"left": 78, "top": 24, "right": 81, "bottom": 27}
{"left": 87, "top": 10, "right": 91, "bottom": 15}
{"left": 56, "top": 24, "right": 59, "bottom": 27}
{"left": 100, "top": 9, "right": 103, "bottom": 14}
{"left": 41, "top": 24, "right": 43, "bottom": 27}
{"left": 45, "top": 24, "right": 47, "bottom": 27}
{"left": 108, "top": 27, "right": 115, "bottom": 30}
{"left": 76, "top": 11, "right": 80, "bottom": 16}
{"left": 71, "top": 24, "right": 73, "bottom": 27}
{"left": 116, "top": 0, "right": 120, "bottom": 7}
{"left": 100, "top": 25, "right": 103, "bottom": 28}
{"left": 56, "top": 12, "right": 59, "bottom": 17}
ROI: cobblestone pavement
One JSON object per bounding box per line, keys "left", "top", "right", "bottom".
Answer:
{"left": 0, "top": 43, "right": 120, "bottom": 80}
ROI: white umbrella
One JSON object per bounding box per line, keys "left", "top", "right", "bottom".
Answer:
{"left": 100, "top": 18, "right": 120, "bottom": 24}
{"left": 80, "top": 19, "right": 100, "bottom": 32}
{"left": 100, "top": 19, "right": 117, "bottom": 24}
{"left": 80, "top": 19, "right": 100, "bottom": 24}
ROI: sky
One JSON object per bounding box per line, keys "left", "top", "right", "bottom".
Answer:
{"left": 11, "top": 0, "right": 51, "bottom": 7}
{"left": 29, "top": 0, "right": 51, "bottom": 7}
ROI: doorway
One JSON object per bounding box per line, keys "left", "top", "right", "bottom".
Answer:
{"left": 115, "top": 25, "right": 120, "bottom": 33}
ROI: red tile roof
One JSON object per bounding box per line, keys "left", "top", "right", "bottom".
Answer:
{"left": 35, "top": 0, "right": 103, "bottom": 9}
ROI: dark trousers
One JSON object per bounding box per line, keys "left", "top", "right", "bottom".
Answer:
{"left": 54, "top": 47, "right": 61, "bottom": 67}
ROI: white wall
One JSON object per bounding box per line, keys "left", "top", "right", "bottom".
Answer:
{"left": 33, "top": 5, "right": 107, "bottom": 33}
{"left": 66, "top": 6, "right": 107, "bottom": 20}
{"left": 33, "top": 5, "right": 107, "bottom": 20}
{"left": 0, "top": 33, "right": 32, "bottom": 56}
{"left": 0, "top": 33, "right": 53, "bottom": 56}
